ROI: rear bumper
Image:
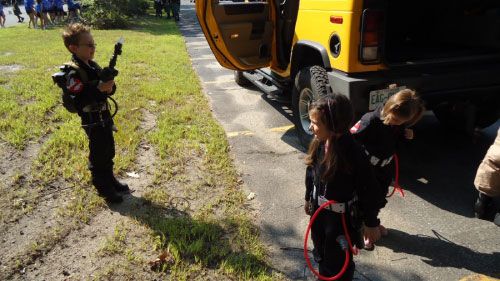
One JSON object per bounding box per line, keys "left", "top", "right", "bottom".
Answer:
{"left": 327, "top": 62, "right": 500, "bottom": 114}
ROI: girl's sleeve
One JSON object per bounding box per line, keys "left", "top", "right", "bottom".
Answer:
{"left": 351, "top": 111, "right": 374, "bottom": 143}
{"left": 305, "top": 166, "right": 314, "bottom": 201}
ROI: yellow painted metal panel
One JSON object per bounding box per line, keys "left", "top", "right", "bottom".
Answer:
{"left": 270, "top": 0, "right": 387, "bottom": 74}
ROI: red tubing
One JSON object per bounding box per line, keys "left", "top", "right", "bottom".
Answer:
{"left": 304, "top": 200, "right": 357, "bottom": 280}
{"left": 386, "top": 154, "right": 405, "bottom": 198}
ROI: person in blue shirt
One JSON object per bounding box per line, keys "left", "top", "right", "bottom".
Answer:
{"left": 48, "top": 0, "right": 56, "bottom": 23}
{"left": 67, "top": 0, "right": 76, "bottom": 22}
{"left": 55, "top": 0, "right": 63, "bottom": 23}
{"left": 41, "top": 0, "right": 53, "bottom": 28}
{"left": 24, "top": 0, "right": 37, "bottom": 28}
{"left": 35, "top": 0, "right": 44, "bottom": 29}
{"left": 0, "top": 3, "right": 5, "bottom": 28}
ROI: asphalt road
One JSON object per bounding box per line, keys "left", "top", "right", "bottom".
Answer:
{"left": 1, "top": 3, "right": 68, "bottom": 28}
{"left": 178, "top": 2, "right": 500, "bottom": 281}
{"left": 2, "top": 4, "right": 28, "bottom": 28}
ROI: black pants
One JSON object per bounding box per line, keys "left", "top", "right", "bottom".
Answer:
{"left": 311, "top": 210, "right": 355, "bottom": 280}
{"left": 373, "top": 161, "right": 395, "bottom": 209}
{"left": 81, "top": 111, "right": 115, "bottom": 172}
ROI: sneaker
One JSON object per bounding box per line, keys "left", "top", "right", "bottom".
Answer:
{"left": 474, "top": 193, "right": 492, "bottom": 219}
{"left": 364, "top": 237, "right": 374, "bottom": 250}
{"left": 379, "top": 224, "right": 388, "bottom": 236}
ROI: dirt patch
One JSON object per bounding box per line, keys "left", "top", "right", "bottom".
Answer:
{"left": 5, "top": 109, "right": 164, "bottom": 280}
{"left": 0, "top": 139, "right": 67, "bottom": 280}
{"left": 0, "top": 140, "right": 43, "bottom": 224}
{"left": 0, "top": 64, "right": 23, "bottom": 73}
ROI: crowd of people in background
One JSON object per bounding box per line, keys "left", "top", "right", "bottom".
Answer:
{"left": 0, "top": 0, "right": 84, "bottom": 29}
{"left": 0, "top": 0, "right": 182, "bottom": 28}
{"left": 154, "top": 0, "right": 180, "bottom": 21}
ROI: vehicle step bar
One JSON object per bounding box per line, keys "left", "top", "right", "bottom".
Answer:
{"left": 242, "top": 70, "right": 290, "bottom": 102}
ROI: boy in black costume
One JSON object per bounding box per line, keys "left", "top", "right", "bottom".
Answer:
{"left": 61, "top": 23, "right": 129, "bottom": 203}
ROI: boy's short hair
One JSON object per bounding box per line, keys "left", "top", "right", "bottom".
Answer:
{"left": 62, "top": 23, "right": 91, "bottom": 53}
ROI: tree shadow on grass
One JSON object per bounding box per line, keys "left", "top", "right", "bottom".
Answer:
{"left": 107, "top": 193, "right": 277, "bottom": 278}
{"left": 376, "top": 228, "right": 500, "bottom": 279}
{"left": 129, "top": 16, "right": 182, "bottom": 36}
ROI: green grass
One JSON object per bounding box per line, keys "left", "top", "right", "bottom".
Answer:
{"left": 0, "top": 16, "right": 282, "bottom": 280}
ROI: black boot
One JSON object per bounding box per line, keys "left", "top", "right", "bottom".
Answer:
{"left": 107, "top": 168, "right": 130, "bottom": 193}
{"left": 474, "top": 192, "right": 492, "bottom": 219}
{"left": 92, "top": 170, "right": 123, "bottom": 203}
{"left": 312, "top": 247, "right": 322, "bottom": 263}
{"left": 494, "top": 213, "right": 500, "bottom": 227}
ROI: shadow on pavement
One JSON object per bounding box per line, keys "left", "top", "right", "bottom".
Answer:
{"left": 394, "top": 114, "right": 500, "bottom": 218}
{"left": 377, "top": 228, "right": 500, "bottom": 278}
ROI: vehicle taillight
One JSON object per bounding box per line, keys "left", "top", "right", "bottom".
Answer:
{"left": 360, "top": 9, "right": 384, "bottom": 64}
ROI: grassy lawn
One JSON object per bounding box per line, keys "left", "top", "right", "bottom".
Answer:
{"left": 0, "top": 16, "right": 283, "bottom": 280}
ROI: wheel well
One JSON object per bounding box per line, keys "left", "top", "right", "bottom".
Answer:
{"left": 290, "top": 41, "right": 331, "bottom": 79}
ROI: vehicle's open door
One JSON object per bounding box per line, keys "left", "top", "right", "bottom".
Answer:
{"left": 196, "top": 0, "right": 299, "bottom": 71}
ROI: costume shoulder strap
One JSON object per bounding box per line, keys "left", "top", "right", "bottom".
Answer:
{"left": 64, "top": 62, "right": 88, "bottom": 83}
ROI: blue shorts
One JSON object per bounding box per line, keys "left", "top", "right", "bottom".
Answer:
{"left": 25, "top": 7, "right": 34, "bottom": 14}
{"left": 0, "top": 11, "right": 4, "bottom": 16}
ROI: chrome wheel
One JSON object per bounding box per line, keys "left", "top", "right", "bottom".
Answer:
{"left": 298, "top": 88, "right": 314, "bottom": 136}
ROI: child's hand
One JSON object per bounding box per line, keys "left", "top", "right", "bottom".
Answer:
{"left": 304, "top": 201, "right": 311, "bottom": 215}
{"left": 97, "top": 80, "right": 115, "bottom": 94}
{"left": 404, "top": 128, "right": 414, "bottom": 140}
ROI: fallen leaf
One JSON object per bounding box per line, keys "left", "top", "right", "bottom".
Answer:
{"left": 417, "top": 178, "right": 429, "bottom": 184}
{"left": 126, "top": 172, "right": 140, "bottom": 178}
{"left": 148, "top": 251, "right": 170, "bottom": 266}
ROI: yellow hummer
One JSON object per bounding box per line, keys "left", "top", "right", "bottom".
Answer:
{"left": 196, "top": 0, "right": 500, "bottom": 147}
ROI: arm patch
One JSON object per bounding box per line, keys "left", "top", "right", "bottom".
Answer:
{"left": 350, "top": 120, "right": 361, "bottom": 133}
{"left": 67, "top": 77, "right": 83, "bottom": 93}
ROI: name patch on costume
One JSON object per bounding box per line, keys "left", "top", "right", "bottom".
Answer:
{"left": 67, "top": 78, "right": 83, "bottom": 93}
{"left": 350, "top": 120, "right": 361, "bottom": 133}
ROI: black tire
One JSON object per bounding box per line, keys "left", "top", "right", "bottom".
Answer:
{"left": 475, "top": 95, "right": 500, "bottom": 128}
{"left": 234, "top": 70, "right": 250, "bottom": 86}
{"left": 292, "top": 65, "right": 329, "bottom": 149}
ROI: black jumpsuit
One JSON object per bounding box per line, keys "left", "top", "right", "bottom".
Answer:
{"left": 62, "top": 55, "right": 116, "bottom": 181}
{"left": 351, "top": 105, "right": 406, "bottom": 208}
{"left": 305, "top": 134, "right": 383, "bottom": 280}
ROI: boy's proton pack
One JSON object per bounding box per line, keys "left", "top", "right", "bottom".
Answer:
{"left": 52, "top": 37, "right": 124, "bottom": 114}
